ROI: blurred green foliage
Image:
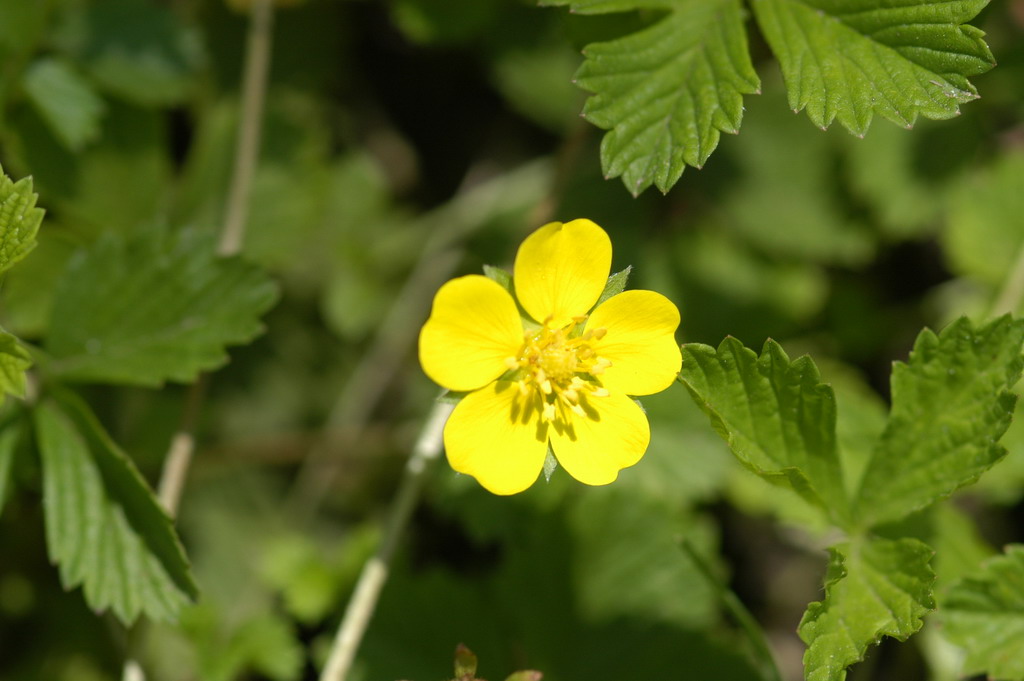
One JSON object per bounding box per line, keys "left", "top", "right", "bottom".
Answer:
{"left": 1, "top": 1, "right": 1024, "bottom": 680}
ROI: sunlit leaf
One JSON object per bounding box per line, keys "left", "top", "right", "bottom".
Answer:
{"left": 35, "top": 393, "right": 197, "bottom": 623}
{"left": 0, "top": 329, "right": 31, "bottom": 399}
{"left": 750, "top": 0, "right": 994, "bottom": 135}
{"left": 46, "top": 228, "right": 278, "bottom": 386}
{"left": 0, "top": 164, "right": 44, "bottom": 275}
{"left": 553, "top": 0, "right": 760, "bottom": 194}
{"left": 941, "top": 544, "right": 1024, "bottom": 680}
{"left": 680, "top": 338, "right": 849, "bottom": 527}
{"left": 800, "top": 536, "right": 935, "bottom": 681}
{"left": 853, "top": 316, "right": 1024, "bottom": 528}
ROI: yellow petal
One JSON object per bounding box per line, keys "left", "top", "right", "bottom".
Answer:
{"left": 419, "top": 275, "right": 524, "bottom": 392}
{"left": 443, "top": 381, "right": 549, "bottom": 495}
{"left": 549, "top": 392, "right": 649, "bottom": 485}
{"left": 513, "top": 219, "right": 612, "bottom": 328}
{"left": 586, "top": 290, "right": 681, "bottom": 396}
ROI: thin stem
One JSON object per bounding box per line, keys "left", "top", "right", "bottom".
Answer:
{"left": 157, "top": 376, "right": 207, "bottom": 516}
{"left": 680, "top": 539, "right": 783, "bottom": 681}
{"left": 991, "top": 240, "right": 1024, "bottom": 318}
{"left": 125, "top": 3, "right": 275, "bottom": 675}
{"left": 155, "top": 0, "right": 275, "bottom": 516}
{"left": 219, "top": 0, "right": 275, "bottom": 257}
{"left": 318, "top": 401, "right": 453, "bottom": 681}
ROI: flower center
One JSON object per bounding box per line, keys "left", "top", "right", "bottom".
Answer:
{"left": 505, "top": 316, "right": 612, "bottom": 422}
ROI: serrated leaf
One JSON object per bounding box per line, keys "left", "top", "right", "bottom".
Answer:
{"left": 679, "top": 338, "right": 849, "bottom": 526}
{"left": 45, "top": 229, "right": 278, "bottom": 387}
{"left": 570, "top": 0, "right": 760, "bottom": 195}
{"left": 944, "top": 151, "right": 1024, "bottom": 293}
{"left": 22, "top": 57, "right": 106, "bottom": 151}
{"left": 941, "top": 544, "right": 1024, "bottom": 680}
{"left": 0, "top": 328, "right": 32, "bottom": 399}
{"left": 35, "top": 393, "right": 198, "bottom": 623}
{"left": 800, "top": 536, "right": 935, "bottom": 681}
{"left": 750, "top": 0, "right": 994, "bottom": 135}
{"left": 853, "top": 316, "right": 1024, "bottom": 528}
{"left": 0, "top": 164, "right": 44, "bottom": 275}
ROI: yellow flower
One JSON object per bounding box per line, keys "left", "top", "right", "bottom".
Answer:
{"left": 419, "top": 219, "right": 681, "bottom": 495}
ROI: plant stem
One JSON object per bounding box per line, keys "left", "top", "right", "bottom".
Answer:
{"left": 155, "top": 0, "right": 275, "bottom": 517}
{"left": 991, "top": 240, "right": 1024, "bottom": 317}
{"left": 318, "top": 400, "right": 453, "bottom": 681}
{"left": 126, "top": 3, "right": 275, "bottom": 676}
{"left": 219, "top": 0, "right": 275, "bottom": 258}
{"left": 156, "top": 376, "right": 207, "bottom": 516}
{"left": 680, "top": 539, "right": 783, "bottom": 681}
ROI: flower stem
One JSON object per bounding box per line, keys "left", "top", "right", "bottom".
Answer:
{"left": 318, "top": 400, "right": 453, "bottom": 681}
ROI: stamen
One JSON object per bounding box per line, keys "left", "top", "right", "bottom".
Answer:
{"left": 504, "top": 317, "right": 613, "bottom": 424}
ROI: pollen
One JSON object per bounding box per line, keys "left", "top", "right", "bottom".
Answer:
{"left": 507, "top": 318, "right": 612, "bottom": 422}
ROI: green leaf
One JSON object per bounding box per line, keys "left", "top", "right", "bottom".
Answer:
{"left": 0, "top": 421, "right": 20, "bottom": 516}
{"left": 800, "top": 536, "right": 935, "bottom": 681}
{"left": 853, "top": 316, "right": 1024, "bottom": 528}
{"left": 568, "top": 0, "right": 760, "bottom": 195}
{"left": 22, "top": 57, "right": 106, "bottom": 152}
{"left": 35, "top": 393, "right": 198, "bottom": 623}
{"left": 59, "top": 0, "right": 204, "bottom": 107}
{"left": 944, "top": 151, "right": 1024, "bottom": 292}
{"left": 0, "top": 328, "right": 32, "bottom": 399}
{"left": 6, "top": 101, "right": 171, "bottom": 237}
{"left": 750, "top": 0, "right": 994, "bottom": 135}
{"left": 941, "top": 544, "right": 1024, "bottom": 680}
{"left": 679, "top": 338, "right": 849, "bottom": 526}
{"left": 45, "top": 229, "right": 279, "bottom": 386}
{"left": 483, "top": 264, "right": 512, "bottom": 292}
{"left": 595, "top": 266, "right": 630, "bottom": 307}
{"left": 0, "top": 164, "right": 44, "bottom": 275}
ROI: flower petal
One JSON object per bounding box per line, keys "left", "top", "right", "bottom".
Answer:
{"left": 513, "top": 219, "right": 612, "bottom": 328}
{"left": 549, "top": 392, "right": 650, "bottom": 485}
{"left": 419, "top": 275, "right": 524, "bottom": 392}
{"left": 443, "top": 381, "right": 549, "bottom": 495}
{"left": 586, "top": 289, "right": 681, "bottom": 396}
